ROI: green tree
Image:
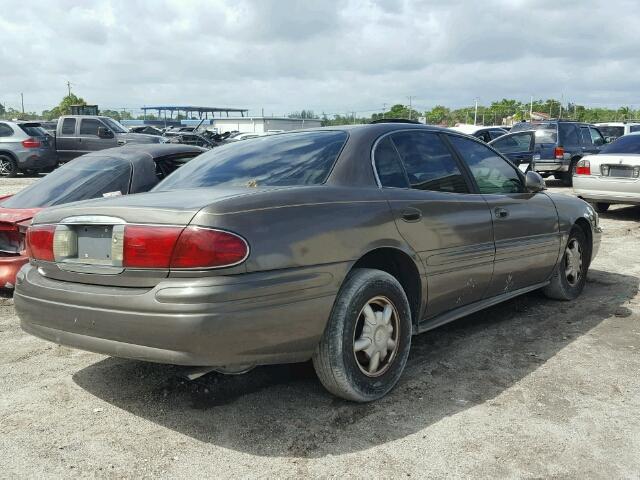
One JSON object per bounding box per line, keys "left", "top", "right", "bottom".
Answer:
{"left": 425, "top": 105, "right": 450, "bottom": 125}
{"left": 44, "top": 93, "right": 88, "bottom": 120}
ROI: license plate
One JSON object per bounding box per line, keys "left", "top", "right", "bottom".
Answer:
{"left": 76, "top": 225, "right": 114, "bottom": 263}
{"left": 608, "top": 167, "right": 634, "bottom": 178}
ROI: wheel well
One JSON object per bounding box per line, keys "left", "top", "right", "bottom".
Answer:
{"left": 574, "top": 218, "right": 593, "bottom": 263}
{"left": 351, "top": 248, "right": 422, "bottom": 325}
{"left": 0, "top": 150, "right": 18, "bottom": 162}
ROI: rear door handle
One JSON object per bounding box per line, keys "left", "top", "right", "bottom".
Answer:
{"left": 401, "top": 208, "right": 422, "bottom": 222}
{"left": 494, "top": 207, "right": 509, "bottom": 219}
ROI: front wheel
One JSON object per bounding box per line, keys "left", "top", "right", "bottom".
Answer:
{"left": 313, "top": 268, "right": 412, "bottom": 402}
{"left": 0, "top": 155, "right": 18, "bottom": 178}
{"left": 543, "top": 227, "right": 589, "bottom": 301}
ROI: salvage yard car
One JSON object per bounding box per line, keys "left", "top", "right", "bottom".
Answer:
{"left": 14, "top": 123, "right": 601, "bottom": 402}
{"left": 0, "top": 121, "right": 58, "bottom": 177}
{"left": 0, "top": 144, "right": 204, "bottom": 289}
{"left": 573, "top": 131, "right": 640, "bottom": 212}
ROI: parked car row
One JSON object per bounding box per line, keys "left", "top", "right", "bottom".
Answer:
{"left": 10, "top": 120, "right": 601, "bottom": 402}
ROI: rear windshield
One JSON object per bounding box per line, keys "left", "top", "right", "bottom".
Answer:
{"left": 512, "top": 122, "right": 557, "bottom": 143}
{"left": 600, "top": 134, "right": 640, "bottom": 154}
{"left": 598, "top": 126, "right": 625, "bottom": 138}
{"left": 19, "top": 124, "right": 49, "bottom": 137}
{"left": 0, "top": 157, "right": 131, "bottom": 209}
{"left": 154, "top": 130, "right": 348, "bottom": 190}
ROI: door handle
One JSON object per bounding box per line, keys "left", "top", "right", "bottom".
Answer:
{"left": 401, "top": 208, "right": 422, "bottom": 222}
{"left": 494, "top": 207, "right": 509, "bottom": 219}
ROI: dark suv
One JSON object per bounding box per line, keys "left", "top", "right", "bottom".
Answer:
{"left": 510, "top": 121, "right": 605, "bottom": 186}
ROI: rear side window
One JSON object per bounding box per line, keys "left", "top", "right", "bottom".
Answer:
{"left": 19, "top": 125, "right": 48, "bottom": 137}
{"left": 449, "top": 135, "right": 523, "bottom": 194}
{"left": 390, "top": 131, "right": 469, "bottom": 193}
{"left": 79, "top": 119, "right": 102, "bottom": 136}
{"left": 154, "top": 131, "right": 347, "bottom": 190}
{"left": 0, "top": 123, "right": 13, "bottom": 137}
{"left": 61, "top": 118, "right": 76, "bottom": 135}
{"left": 630, "top": 125, "right": 640, "bottom": 133}
{"left": 373, "top": 136, "right": 409, "bottom": 188}
{"left": 489, "top": 129, "right": 505, "bottom": 140}
{"left": 579, "top": 127, "right": 593, "bottom": 146}
{"left": 559, "top": 123, "right": 579, "bottom": 146}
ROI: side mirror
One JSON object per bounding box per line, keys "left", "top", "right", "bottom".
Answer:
{"left": 97, "top": 127, "right": 114, "bottom": 139}
{"left": 525, "top": 170, "right": 546, "bottom": 193}
{"left": 594, "top": 138, "right": 604, "bottom": 147}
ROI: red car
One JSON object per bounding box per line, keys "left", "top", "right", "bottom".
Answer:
{"left": 0, "top": 144, "right": 204, "bottom": 289}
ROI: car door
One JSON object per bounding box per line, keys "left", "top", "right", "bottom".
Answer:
{"left": 374, "top": 131, "right": 495, "bottom": 320}
{"left": 56, "top": 118, "right": 80, "bottom": 162}
{"left": 447, "top": 134, "right": 560, "bottom": 297}
{"left": 489, "top": 131, "right": 535, "bottom": 172}
{"left": 589, "top": 127, "right": 605, "bottom": 152}
{"left": 78, "top": 118, "right": 117, "bottom": 153}
{"left": 579, "top": 125, "right": 599, "bottom": 155}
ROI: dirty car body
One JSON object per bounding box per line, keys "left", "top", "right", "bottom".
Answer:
{"left": 0, "top": 144, "right": 204, "bottom": 289}
{"left": 15, "top": 123, "right": 601, "bottom": 400}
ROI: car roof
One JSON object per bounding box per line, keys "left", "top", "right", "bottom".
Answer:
{"left": 77, "top": 144, "right": 206, "bottom": 165}
{"left": 449, "top": 124, "right": 505, "bottom": 134}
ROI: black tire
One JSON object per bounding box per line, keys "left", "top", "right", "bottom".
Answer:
{"left": 312, "top": 268, "right": 412, "bottom": 402}
{"left": 592, "top": 202, "right": 610, "bottom": 213}
{"left": 543, "top": 226, "right": 589, "bottom": 301}
{"left": 0, "top": 155, "right": 18, "bottom": 178}
{"left": 561, "top": 158, "right": 579, "bottom": 186}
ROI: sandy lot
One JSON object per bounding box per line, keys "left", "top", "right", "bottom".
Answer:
{"left": 0, "top": 176, "right": 639, "bottom": 479}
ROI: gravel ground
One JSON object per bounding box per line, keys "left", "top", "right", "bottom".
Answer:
{"left": 0, "top": 176, "right": 639, "bottom": 479}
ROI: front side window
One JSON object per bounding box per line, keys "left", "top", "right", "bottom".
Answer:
{"left": 390, "top": 131, "right": 468, "bottom": 193}
{"left": 589, "top": 127, "right": 604, "bottom": 146}
{"left": 491, "top": 132, "right": 533, "bottom": 154}
{"left": 0, "top": 157, "right": 131, "bottom": 209}
{"left": 449, "top": 135, "right": 523, "bottom": 194}
{"left": 0, "top": 123, "right": 13, "bottom": 137}
{"left": 79, "top": 119, "right": 103, "bottom": 136}
{"left": 154, "top": 130, "right": 347, "bottom": 190}
{"left": 61, "top": 118, "right": 76, "bottom": 135}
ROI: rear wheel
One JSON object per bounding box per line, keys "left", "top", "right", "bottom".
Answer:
{"left": 313, "top": 268, "right": 412, "bottom": 402}
{"left": 543, "top": 226, "right": 589, "bottom": 300}
{"left": 561, "top": 158, "right": 579, "bottom": 186}
{"left": 592, "top": 202, "right": 610, "bottom": 213}
{"left": 0, "top": 155, "right": 18, "bottom": 178}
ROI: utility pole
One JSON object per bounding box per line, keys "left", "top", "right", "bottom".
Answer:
{"left": 20, "top": 93, "right": 24, "bottom": 114}
{"left": 66, "top": 80, "right": 72, "bottom": 97}
{"left": 407, "top": 96, "right": 414, "bottom": 120}
{"left": 382, "top": 103, "right": 387, "bottom": 118}
{"left": 559, "top": 94, "right": 564, "bottom": 119}
{"left": 529, "top": 96, "right": 533, "bottom": 120}
{"left": 474, "top": 98, "right": 478, "bottom": 125}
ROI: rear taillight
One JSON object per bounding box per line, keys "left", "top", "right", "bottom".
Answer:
{"left": 575, "top": 159, "right": 591, "bottom": 175}
{"left": 21, "top": 138, "right": 41, "bottom": 148}
{"left": 122, "top": 225, "right": 248, "bottom": 269}
{"left": 554, "top": 146, "right": 565, "bottom": 160}
{"left": 25, "top": 225, "right": 56, "bottom": 261}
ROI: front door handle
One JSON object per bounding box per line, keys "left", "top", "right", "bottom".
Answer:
{"left": 401, "top": 208, "right": 422, "bottom": 222}
{"left": 494, "top": 207, "right": 509, "bottom": 219}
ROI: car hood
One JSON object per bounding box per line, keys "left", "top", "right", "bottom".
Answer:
{"left": 116, "top": 132, "right": 162, "bottom": 144}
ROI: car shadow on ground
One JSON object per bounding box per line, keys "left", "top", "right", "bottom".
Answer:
{"left": 599, "top": 204, "right": 640, "bottom": 220}
{"left": 73, "top": 268, "right": 637, "bottom": 458}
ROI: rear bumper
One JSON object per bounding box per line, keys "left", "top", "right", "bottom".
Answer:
{"left": 533, "top": 161, "right": 568, "bottom": 173}
{"left": 14, "top": 263, "right": 343, "bottom": 367}
{"left": 573, "top": 176, "right": 640, "bottom": 205}
{"left": 15, "top": 150, "right": 58, "bottom": 170}
{"left": 0, "top": 255, "right": 28, "bottom": 288}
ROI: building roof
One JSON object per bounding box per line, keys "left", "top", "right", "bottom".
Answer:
{"left": 141, "top": 106, "right": 249, "bottom": 116}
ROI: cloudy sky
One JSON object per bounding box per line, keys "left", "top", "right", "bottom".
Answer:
{"left": 1, "top": 0, "right": 639, "bottom": 116}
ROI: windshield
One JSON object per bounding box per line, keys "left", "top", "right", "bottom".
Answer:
{"left": 154, "top": 130, "right": 348, "bottom": 190}
{"left": 597, "top": 126, "right": 625, "bottom": 138}
{"left": 600, "top": 134, "right": 640, "bottom": 154}
{"left": 102, "top": 118, "right": 128, "bottom": 134}
{"left": 0, "top": 157, "right": 132, "bottom": 209}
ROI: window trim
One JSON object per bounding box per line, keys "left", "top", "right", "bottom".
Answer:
{"left": 79, "top": 118, "right": 106, "bottom": 137}
{"left": 442, "top": 131, "right": 526, "bottom": 195}
{"left": 370, "top": 129, "right": 476, "bottom": 194}
{"left": 61, "top": 118, "right": 77, "bottom": 135}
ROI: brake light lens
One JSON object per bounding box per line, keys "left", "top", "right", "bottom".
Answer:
{"left": 123, "top": 226, "right": 182, "bottom": 268}
{"left": 25, "top": 225, "right": 56, "bottom": 261}
{"left": 554, "top": 146, "right": 565, "bottom": 160}
{"left": 21, "top": 138, "right": 41, "bottom": 148}
{"left": 171, "top": 227, "right": 249, "bottom": 268}
{"left": 122, "top": 225, "right": 248, "bottom": 269}
{"left": 575, "top": 159, "right": 591, "bottom": 175}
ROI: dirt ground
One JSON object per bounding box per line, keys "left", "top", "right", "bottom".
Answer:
{"left": 0, "top": 176, "right": 638, "bottom": 479}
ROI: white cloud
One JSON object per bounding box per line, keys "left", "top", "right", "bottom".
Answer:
{"left": 1, "top": 0, "right": 639, "bottom": 115}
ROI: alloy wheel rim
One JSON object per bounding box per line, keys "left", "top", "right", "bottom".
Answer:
{"left": 565, "top": 238, "right": 582, "bottom": 286}
{"left": 353, "top": 296, "right": 400, "bottom": 377}
{"left": 0, "top": 158, "right": 12, "bottom": 175}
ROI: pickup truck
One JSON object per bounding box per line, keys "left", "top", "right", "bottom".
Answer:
{"left": 54, "top": 115, "right": 162, "bottom": 162}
